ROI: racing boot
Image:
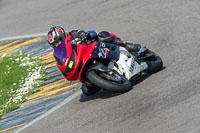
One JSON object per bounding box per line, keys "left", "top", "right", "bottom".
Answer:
{"left": 123, "top": 41, "right": 141, "bottom": 53}
{"left": 113, "top": 38, "right": 141, "bottom": 53}
{"left": 81, "top": 83, "right": 101, "bottom": 96}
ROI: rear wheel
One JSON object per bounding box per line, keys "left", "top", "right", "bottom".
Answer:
{"left": 87, "top": 69, "right": 132, "bottom": 93}
{"left": 145, "top": 51, "right": 163, "bottom": 73}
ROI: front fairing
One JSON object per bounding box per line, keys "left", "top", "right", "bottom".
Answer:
{"left": 53, "top": 39, "right": 77, "bottom": 80}
{"left": 53, "top": 37, "right": 120, "bottom": 81}
{"left": 53, "top": 36, "right": 96, "bottom": 81}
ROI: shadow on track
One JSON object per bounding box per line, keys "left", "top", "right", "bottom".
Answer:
{"left": 79, "top": 67, "right": 166, "bottom": 102}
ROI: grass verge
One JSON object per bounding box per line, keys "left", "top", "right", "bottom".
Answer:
{"left": 0, "top": 53, "right": 46, "bottom": 118}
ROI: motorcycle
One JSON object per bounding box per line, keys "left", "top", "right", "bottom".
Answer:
{"left": 53, "top": 34, "right": 163, "bottom": 94}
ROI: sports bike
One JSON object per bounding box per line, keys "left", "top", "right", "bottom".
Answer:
{"left": 53, "top": 34, "right": 163, "bottom": 94}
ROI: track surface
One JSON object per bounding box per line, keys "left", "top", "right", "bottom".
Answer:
{"left": 1, "top": 0, "right": 200, "bottom": 132}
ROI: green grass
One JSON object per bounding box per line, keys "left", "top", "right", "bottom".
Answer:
{"left": 0, "top": 53, "right": 46, "bottom": 118}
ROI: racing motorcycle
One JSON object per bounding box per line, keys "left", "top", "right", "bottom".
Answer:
{"left": 53, "top": 34, "right": 163, "bottom": 94}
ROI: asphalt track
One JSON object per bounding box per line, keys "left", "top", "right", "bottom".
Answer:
{"left": 1, "top": 0, "right": 200, "bottom": 133}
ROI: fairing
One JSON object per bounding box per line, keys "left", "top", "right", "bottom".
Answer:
{"left": 53, "top": 35, "right": 120, "bottom": 82}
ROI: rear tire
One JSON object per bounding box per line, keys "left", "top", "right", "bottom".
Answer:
{"left": 145, "top": 52, "right": 163, "bottom": 73}
{"left": 87, "top": 70, "right": 132, "bottom": 93}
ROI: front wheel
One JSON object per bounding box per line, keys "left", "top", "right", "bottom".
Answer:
{"left": 87, "top": 70, "right": 132, "bottom": 93}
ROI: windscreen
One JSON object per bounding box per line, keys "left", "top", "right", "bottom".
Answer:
{"left": 53, "top": 41, "right": 67, "bottom": 65}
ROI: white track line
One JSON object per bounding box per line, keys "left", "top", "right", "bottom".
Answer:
{"left": 15, "top": 90, "right": 82, "bottom": 133}
{"left": 0, "top": 33, "right": 47, "bottom": 41}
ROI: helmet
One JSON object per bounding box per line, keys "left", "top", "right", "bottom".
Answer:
{"left": 47, "top": 26, "right": 66, "bottom": 48}
{"left": 87, "top": 30, "right": 98, "bottom": 40}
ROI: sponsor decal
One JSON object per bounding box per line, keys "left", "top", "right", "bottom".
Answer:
{"left": 129, "top": 59, "right": 135, "bottom": 73}
{"left": 68, "top": 61, "right": 74, "bottom": 68}
{"left": 98, "top": 42, "right": 108, "bottom": 58}
{"left": 100, "top": 42, "right": 106, "bottom": 47}
{"left": 98, "top": 48, "right": 108, "bottom": 58}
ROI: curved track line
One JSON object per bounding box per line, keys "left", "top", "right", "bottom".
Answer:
{"left": 0, "top": 34, "right": 82, "bottom": 132}
{"left": 0, "top": 33, "right": 46, "bottom": 42}
{"left": 15, "top": 90, "right": 82, "bottom": 133}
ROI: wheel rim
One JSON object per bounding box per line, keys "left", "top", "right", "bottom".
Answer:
{"left": 99, "top": 70, "right": 124, "bottom": 82}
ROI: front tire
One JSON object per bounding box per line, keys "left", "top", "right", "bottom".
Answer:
{"left": 87, "top": 70, "right": 132, "bottom": 93}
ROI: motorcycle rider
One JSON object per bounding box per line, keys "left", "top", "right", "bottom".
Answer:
{"left": 47, "top": 26, "right": 141, "bottom": 96}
